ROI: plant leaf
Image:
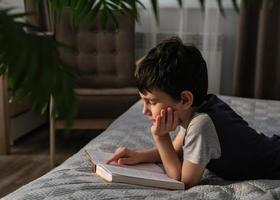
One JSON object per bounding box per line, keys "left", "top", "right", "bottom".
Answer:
{"left": 0, "top": 9, "right": 77, "bottom": 131}
{"left": 176, "top": 0, "right": 183, "bottom": 7}
{"left": 150, "top": 0, "right": 159, "bottom": 24}
{"left": 198, "top": 0, "right": 205, "bottom": 12}
{"left": 231, "top": 0, "right": 240, "bottom": 13}
{"left": 216, "top": 0, "right": 225, "bottom": 17}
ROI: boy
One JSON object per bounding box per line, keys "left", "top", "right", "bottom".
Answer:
{"left": 106, "top": 37, "right": 280, "bottom": 189}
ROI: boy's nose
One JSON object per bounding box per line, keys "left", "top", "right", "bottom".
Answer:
{"left": 142, "top": 105, "right": 151, "bottom": 116}
{"left": 142, "top": 107, "right": 148, "bottom": 115}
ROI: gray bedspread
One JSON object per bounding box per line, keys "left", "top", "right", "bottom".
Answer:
{"left": 3, "top": 95, "right": 280, "bottom": 200}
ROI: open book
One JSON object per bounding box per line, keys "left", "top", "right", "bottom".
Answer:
{"left": 85, "top": 149, "right": 185, "bottom": 190}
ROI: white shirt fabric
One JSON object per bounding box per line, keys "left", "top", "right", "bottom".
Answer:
{"left": 181, "top": 113, "right": 221, "bottom": 165}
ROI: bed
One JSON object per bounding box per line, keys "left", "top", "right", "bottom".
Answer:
{"left": 3, "top": 95, "right": 280, "bottom": 200}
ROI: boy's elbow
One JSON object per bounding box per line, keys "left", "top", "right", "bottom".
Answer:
{"left": 183, "top": 181, "right": 197, "bottom": 190}
{"left": 181, "top": 178, "right": 201, "bottom": 189}
{"left": 170, "top": 173, "right": 181, "bottom": 181}
{"left": 167, "top": 169, "right": 181, "bottom": 181}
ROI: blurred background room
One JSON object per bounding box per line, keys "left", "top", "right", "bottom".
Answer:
{"left": 0, "top": 0, "right": 279, "bottom": 197}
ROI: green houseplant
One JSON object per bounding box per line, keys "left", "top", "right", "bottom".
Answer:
{"left": 0, "top": 0, "right": 241, "bottom": 130}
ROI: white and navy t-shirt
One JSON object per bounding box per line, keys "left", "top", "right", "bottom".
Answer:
{"left": 189, "top": 94, "right": 280, "bottom": 180}
{"left": 180, "top": 113, "right": 221, "bottom": 165}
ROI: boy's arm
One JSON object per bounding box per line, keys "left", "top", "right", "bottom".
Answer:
{"left": 153, "top": 134, "right": 205, "bottom": 188}
{"left": 152, "top": 108, "right": 205, "bottom": 188}
{"left": 106, "top": 128, "right": 184, "bottom": 164}
{"left": 136, "top": 148, "right": 161, "bottom": 163}
{"left": 105, "top": 146, "right": 161, "bottom": 164}
{"left": 153, "top": 135, "right": 182, "bottom": 180}
{"left": 137, "top": 127, "right": 185, "bottom": 163}
{"left": 172, "top": 127, "right": 185, "bottom": 159}
{"left": 181, "top": 160, "right": 205, "bottom": 189}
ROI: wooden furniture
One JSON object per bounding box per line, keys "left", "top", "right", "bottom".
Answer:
{"left": 49, "top": 96, "right": 116, "bottom": 167}
{"left": 0, "top": 74, "right": 47, "bottom": 154}
{"left": 0, "top": 74, "right": 10, "bottom": 154}
{"left": 49, "top": 8, "right": 139, "bottom": 167}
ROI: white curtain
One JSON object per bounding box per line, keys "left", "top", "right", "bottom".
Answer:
{"left": 135, "top": 0, "right": 238, "bottom": 94}
{"left": 0, "top": 0, "right": 25, "bottom": 12}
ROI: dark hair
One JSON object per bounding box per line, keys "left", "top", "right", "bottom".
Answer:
{"left": 135, "top": 37, "right": 208, "bottom": 106}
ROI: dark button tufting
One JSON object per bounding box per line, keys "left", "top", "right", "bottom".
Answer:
{"left": 91, "top": 50, "right": 97, "bottom": 56}
{"left": 111, "top": 50, "right": 117, "bottom": 55}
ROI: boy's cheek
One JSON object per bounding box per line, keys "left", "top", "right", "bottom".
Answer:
{"left": 151, "top": 106, "right": 163, "bottom": 116}
{"left": 152, "top": 106, "right": 172, "bottom": 116}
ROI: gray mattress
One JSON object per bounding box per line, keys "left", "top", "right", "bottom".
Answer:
{"left": 3, "top": 95, "right": 280, "bottom": 200}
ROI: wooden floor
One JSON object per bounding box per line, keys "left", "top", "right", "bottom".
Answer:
{"left": 0, "top": 125, "right": 102, "bottom": 198}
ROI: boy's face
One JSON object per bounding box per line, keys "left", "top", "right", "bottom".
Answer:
{"left": 139, "top": 89, "right": 183, "bottom": 125}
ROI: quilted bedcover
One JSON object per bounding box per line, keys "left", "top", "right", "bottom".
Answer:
{"left": 3, "top": 95, "right": 280, "bottom": 200}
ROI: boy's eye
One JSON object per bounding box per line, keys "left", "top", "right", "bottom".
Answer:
{"left": 142, "top": 99, "right": 157, "bottom": 105}
{"left": 149, "top": 100, "right": 157, "bottom": 105}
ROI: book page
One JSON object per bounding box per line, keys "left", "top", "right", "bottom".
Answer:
{"left": 101, "top": 164, "right": 181, "bottom": 184}
{"left": 86, "top": 149, "right": 185, "bottom": 190}
{"left": 85, "top": 149, "right": 164, "bottom": 174}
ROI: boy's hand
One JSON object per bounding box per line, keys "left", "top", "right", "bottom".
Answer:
{"left": 105, "top": 147, "right": 140, "bottom": 165}
{"left": 151, "top": 107, "right": 179, "bottom": 137}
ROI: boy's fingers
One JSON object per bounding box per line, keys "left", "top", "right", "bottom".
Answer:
{"left": 154, "top": 115, "right": 161, "bottom": 135}
{"left": 106, "top": 154, "right": 121, "bottom": 164}
{"left": 159, "top": 115, "right": 165, "bottom": 133}
{"left": 105, "top": 157, "right": 116, "bottom": 164}
{"left": 105, "top": 148, "right": 128, "bottom": 164}
{"left": 160, "top": 109, "right": 166, "bottom": 131}
{"left": 172, "top": 111, "right": 179, "bottom": 129}
{"left": 166, "top": 107, "right": 173, "bottom": 130}
{"left": 118, "top": 157, "right": 135, "bottom": 165}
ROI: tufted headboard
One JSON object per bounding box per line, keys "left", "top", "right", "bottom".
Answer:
{"left": 55, "top": 9, "right": 136, "bottom": 89}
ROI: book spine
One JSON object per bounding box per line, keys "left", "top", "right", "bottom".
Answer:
{"left": 84, "top": 150, "right": 97, "bottom": 173}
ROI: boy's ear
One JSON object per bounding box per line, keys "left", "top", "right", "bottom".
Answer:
{"left": 180, "top": 91, "right": 193, "bottom": 109}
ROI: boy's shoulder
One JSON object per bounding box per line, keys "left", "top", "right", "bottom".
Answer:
{"left": 186, "top": 113, "right": 215, "bottom": 133}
